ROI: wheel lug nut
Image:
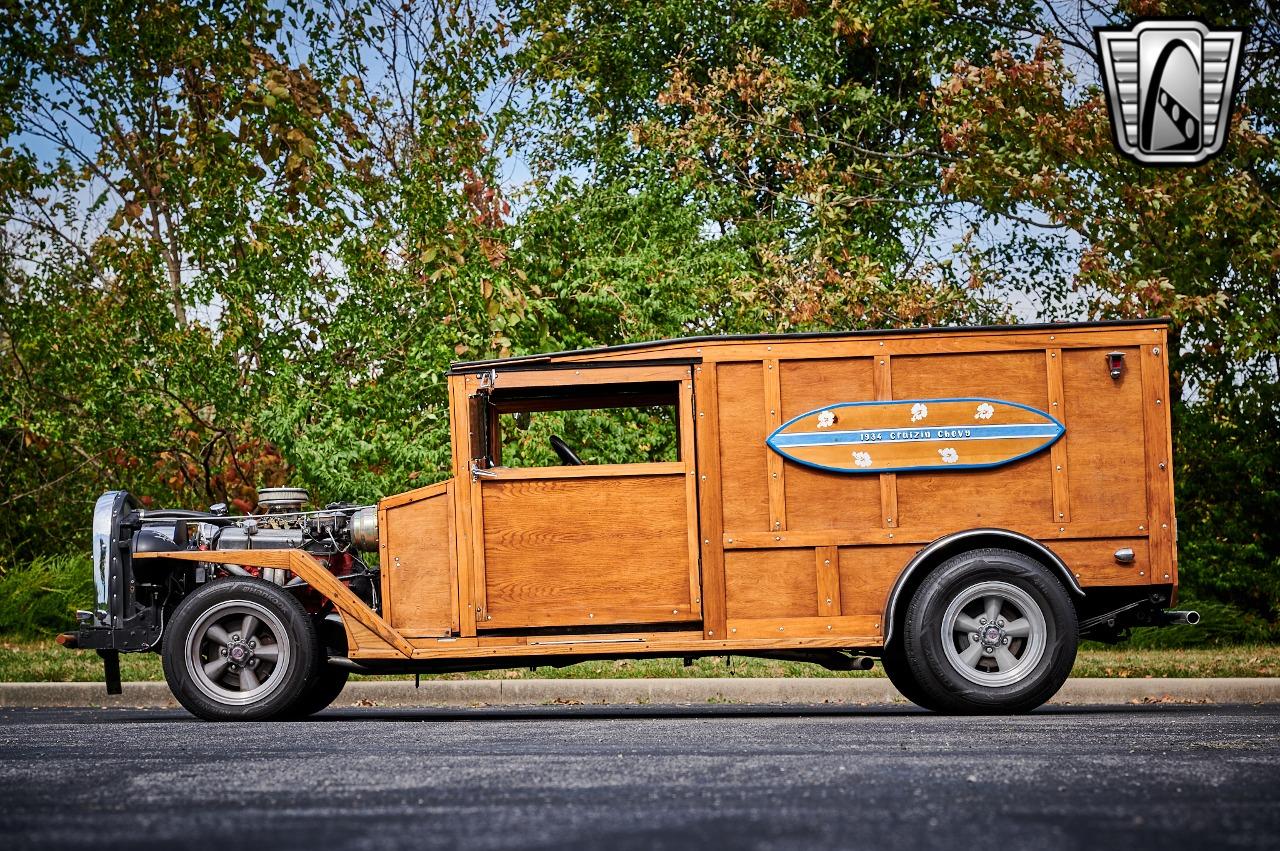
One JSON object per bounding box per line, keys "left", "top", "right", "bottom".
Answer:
{"left": 979, "top": 617, "right": 987, "bottom": 625}
{"left": 1002, "top": 637, "right": 1010, "bottom": 645}
{"left": 997, "top": 619, "right": 1005, "bottom": 627}
{"left": 971, "top": 633, "right": 979, "bottom": 642}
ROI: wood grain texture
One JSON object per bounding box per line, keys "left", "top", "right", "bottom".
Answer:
{"left": 724, "top": 519, "right": 1145, "bottom": 549}
{"left": 476, "top": 364, "right": 691, "bottom": 390}
{"left": 816, "top": 546, "right": 841, "bottom": 617}
{"left": 1046, "top": 348, "right": 1071, "bottom": 524}
{"left": 563, "top": 326, "right": 1167, "bottom": 365}
{"left": 480, "top": 474, "right": 694, "bottom": 629}
{"left": 1061, "top": 346, "right": 1147, "bottom": 529}
{"left": 891, "top": 351, "right": 1053, "bottom": 528}
{"left": 724, "top": 548, "right": 817, "bottom": 619}
{"left": 725, "top": 615, "right": 881, "bottom": 640}
{"left": 763, "top": 358, "right": 786, "bottom": 531}
{"left": 776, "top": 357, "right": 881, "bottom": 532}
{"left": 483, "top": 462, "right": 685, "bottom": 480}
{"left": 679, "top": 377, "right": 702, "bottom": 612}
{"left": 134, "top": 549, "right": 292, "bottom": 567}
{"left": 382, "top": 485, "right": 454, "bottom": 636}
{"left": 354, "top": 632, "right": 890, "bottom": 661}
{"left": 380, "top": 480, "right": 450, "bottom": 510}
{"left": 717, "top": 362, "right": 770, "bottom": 531}
{"left": 1140, "top": 340, "right": 1177, "bottom": 585}
{"left": 837, "top": 545, "right": 909, "bottom": 621}
{"left": 447, "top": 373, "right": 478, "bottom": 637}
{"left": 874, "top": 355, "right": 898, "bottom": 528}
{"left": 695, "top": 363, "right": 728, "bottom": 639}
{"left": 1051, "top": 538, "right": 1151, "bottom": 587}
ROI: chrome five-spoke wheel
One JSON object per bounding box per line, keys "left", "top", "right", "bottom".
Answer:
{"left": 185, "top": 600, "right": 292, "bottom": 705}
{"left": 940, "top": 580, "right": 1046, "bottom": 687}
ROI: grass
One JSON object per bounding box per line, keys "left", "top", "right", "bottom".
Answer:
{"left": 3, "top": 638, "right": 1277, "bottom": 683}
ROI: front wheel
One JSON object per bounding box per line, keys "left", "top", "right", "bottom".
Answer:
{"left": 162, "top": 578, "right": 318, "bottom": 721}
{"left": 903, "top": 548, "right": 1077, "bottom": 714}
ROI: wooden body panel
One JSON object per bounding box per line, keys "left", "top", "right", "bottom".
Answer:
{"left": 380, "top": 482, "right": 455, "bottom": 637}
{"left": 480, "top": 473, "right": 696, "bottom": 628}
{"left": 334, "top": 321, "right": 1177, "bottom": 662}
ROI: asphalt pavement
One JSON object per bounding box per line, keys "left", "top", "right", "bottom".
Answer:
{"left": 1, "top": 704, "right": 1277, "bottom": 851}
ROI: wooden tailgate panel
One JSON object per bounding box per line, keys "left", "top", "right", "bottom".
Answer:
{"left": 480, "top": 474, "right": 695, "bottom": 628}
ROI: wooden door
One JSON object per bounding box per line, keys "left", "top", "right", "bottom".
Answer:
{"left": 467, "top": 365, "right": 702, "bottom": 631}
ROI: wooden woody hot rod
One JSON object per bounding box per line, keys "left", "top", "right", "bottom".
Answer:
{"left": 62, "top": 319, "right": 1198, "bottom": 718}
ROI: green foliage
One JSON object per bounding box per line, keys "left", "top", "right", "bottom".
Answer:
{"left": 0, "top": 554, "right": 93, "bottom": 638}
{"left": 1120, "top": 599, "right": 1279, "bottom": 648}
{"left": 500, "top": 406, "right": 679, "bottom": 468}
{"left": 1175, "top": 395, "right": 1280, "bottom": 623}
{"left": 0, "top": 0, "right": 1275, "bottom": 637}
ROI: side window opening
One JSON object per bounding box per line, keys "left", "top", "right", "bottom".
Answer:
{"left": 486, "top": 381, "right": 681, "bottom": 468}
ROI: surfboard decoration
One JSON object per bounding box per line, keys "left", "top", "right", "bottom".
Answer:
{"left": 765, "top": 398, "right": 1064, "bottom": 474}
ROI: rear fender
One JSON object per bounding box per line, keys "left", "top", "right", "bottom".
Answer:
{"left": 881, "top": 528, "right": 1085, "bottom": 646}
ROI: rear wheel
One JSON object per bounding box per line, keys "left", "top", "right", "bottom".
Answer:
{"left": 879, "top": 637, "right": 943, "bottom": 711}
{"left": 903, "top": 548, "right": 1077, "bottom": 714}
{"left": 163, "top": 578, "right": 317, "bottom": 721}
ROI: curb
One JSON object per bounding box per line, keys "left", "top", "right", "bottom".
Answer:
{"left": 1, "top": 678, "right": 1277, "bottom": 709}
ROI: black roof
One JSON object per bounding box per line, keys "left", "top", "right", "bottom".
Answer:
{"left": 449, "top": 317, "right": 1169, "bottom": 373}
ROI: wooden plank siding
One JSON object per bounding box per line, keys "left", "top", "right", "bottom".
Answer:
{"left": 329, "top": 322, "right": 1175, "bottom": 661}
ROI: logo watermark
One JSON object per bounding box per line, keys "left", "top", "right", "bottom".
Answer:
{"left": 1095, "top": 19, "right": 1245, "bottom": 165}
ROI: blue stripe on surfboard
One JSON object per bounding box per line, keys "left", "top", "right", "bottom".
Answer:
{"left": 770, "top": 422, "right": 1062, "bottom": 448}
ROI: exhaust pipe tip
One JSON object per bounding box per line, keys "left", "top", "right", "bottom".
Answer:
{"left": 1163, "top": 610, "right": 1200, "bottom": 626}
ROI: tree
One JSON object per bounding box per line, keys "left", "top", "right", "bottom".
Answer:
{"left": 0, "top": 0, "right": 352, "bottom": 557}
{"left": 509, "top": 0, "right": 1044, "bottom": 331}
{"left": 932, "top": 0, "right": 1280, "bottom": 619}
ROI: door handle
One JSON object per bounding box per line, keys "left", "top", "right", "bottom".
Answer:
{"left": 471, "top": 464, "right": 497, "bottom": 480}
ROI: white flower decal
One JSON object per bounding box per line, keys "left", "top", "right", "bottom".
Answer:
{"left": 975, "top": 402, "right": 995, "bottom": 420}
{"left": 816, "top": 410, "right": 837, "bottom": 429}
{"left": 852, "top": 451, "right": 873, "bottom": 468}
{"left": 910, "top": 403, "right": 928, "bottom": 422}
{"left": 938, "top": 447, "right": 959, "bottom": 464}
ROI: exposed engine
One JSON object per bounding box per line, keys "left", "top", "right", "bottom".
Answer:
{"left": 162, "top": 488, "right": 378, "bottom": 607}
{"left": 79, "top": 487, "right": 381, "bottom": 654}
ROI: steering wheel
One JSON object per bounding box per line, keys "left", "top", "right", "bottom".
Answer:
{"left": 549, "top": 434, "right": 584, "bottom": 466}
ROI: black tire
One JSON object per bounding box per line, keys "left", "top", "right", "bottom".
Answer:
{"left": 879, "top": 636, "right": 945, "bottom": 711}
{"left": 903, "top": 548, "right": 1077, "bottom": 714}
{"left": 285, "top": 666, "right": 350, "bottom": 718}
{"left": 162, "top": 578, "right": 318, "bottom": 721}
{"left": 283, "top": 616, "right": 350, "bottom": 718}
